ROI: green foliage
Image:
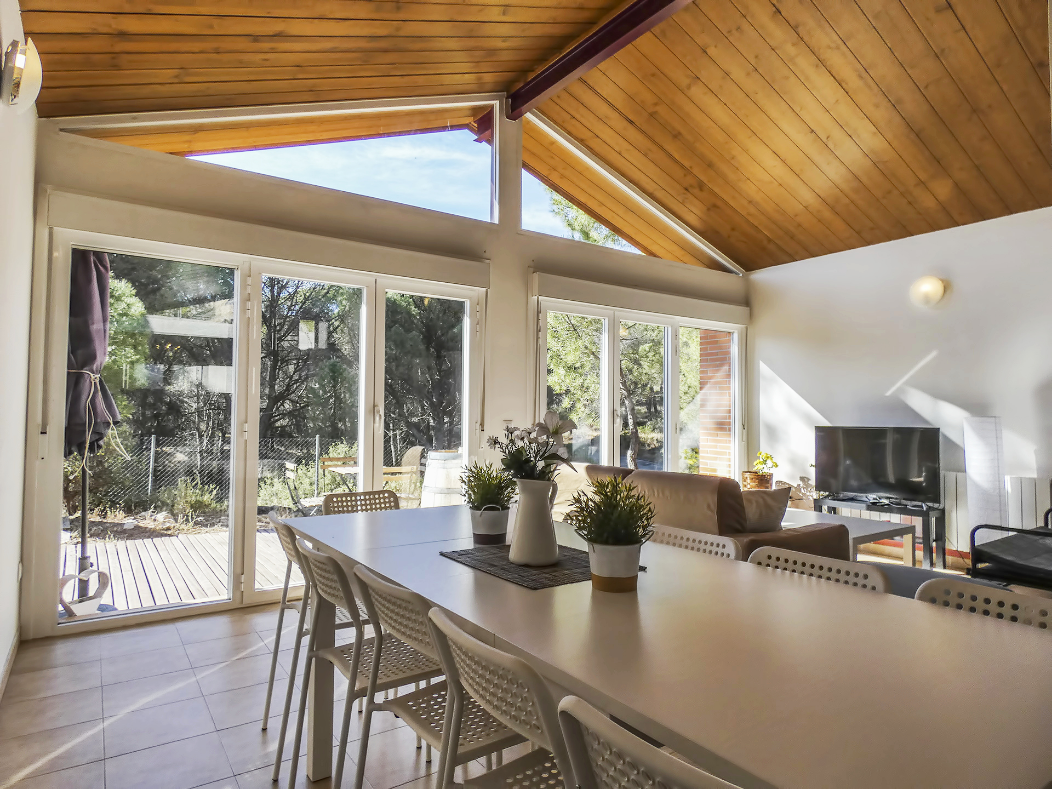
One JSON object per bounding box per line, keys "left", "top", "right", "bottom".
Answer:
{"left": 682, "top": 447, "right": 700, "bottom": 476}
{"left": 678, "top": 326, "right": 701, "bottom": 413}
{"left": 617, "top": 321, "right": 665, "bottom": 468}
{"left": 548, "top": 191, "right": 631, "bottom": 250}
{"left": 257, "top": 441, "right": 358, "bottom": 508}
{"left": 567, "top": 477, "right": 655, "bottom": 546}
{"left": 460, "top": 462, "right": 515, "bottom": 511}
{"left": 546, "top": 312, "right": 602, "bottom": 444}
{"left": 158, "top": 478, "right": 223, "bottom": 522}
{"left": 753, "top": 452, "right": 778, "bottom": 473}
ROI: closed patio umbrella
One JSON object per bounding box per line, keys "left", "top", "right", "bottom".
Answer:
{"left": 65, "top": 248, "right": 121, "bottom": 602}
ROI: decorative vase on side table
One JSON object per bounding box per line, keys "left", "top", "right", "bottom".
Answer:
{"left": 487, "top": 410, "right": 577, "bottom": 567}
{"left": 743, "top": 451, "right": 779, "bottom": 490}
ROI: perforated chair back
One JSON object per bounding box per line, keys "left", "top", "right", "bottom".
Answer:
{"left": 428, "top": 608, "right": 571, "bottom": 779}
{"left": 353, "top": 565, "right": 436, "bottom": 659}
{"left": 652, "top": 526, "right": 741, "bottom": 560}
{"left": 268, "top": 512, "right": 302, "bottom": 568}
{"left": 559, "top": 695, "right": 737, "bottom": 789}
{"left": 749, "top": 547, "right": 888, "bottom": 592}
{"left": 323, "top": 489, "right": 400, "bottom": 515}
{"left": 294, "top": 538, "right": 361, "bottom": 626}
{"left": 916, "top": 577, "right": 1051, "bottom": 630}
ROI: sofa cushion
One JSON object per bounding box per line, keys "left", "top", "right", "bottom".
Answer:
{"left": 731, "top": 523, "right": 851, "bottom": 562}
{"left": 552, "top": 464, "right": 591, "bottom": 522}
{"left": 622, "top": 470, "right": 747, "bottom": 535}
{"left": 584, "top": 464, "right": 634, "bottom": 483}
{"left": 742, "top": 487, "right": 791, "bottom": 533}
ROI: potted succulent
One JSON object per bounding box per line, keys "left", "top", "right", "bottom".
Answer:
{"left": 487, "top": 410, "right": 576, "bottom": 566}
{"left": 742, "top": 451, "right": 778, "bottom": 490}
{"left": 566, "top": 477, "right": 655, "bottom": 592}
{"left": 460, "top": 461, "right": 516, "bottom": 545}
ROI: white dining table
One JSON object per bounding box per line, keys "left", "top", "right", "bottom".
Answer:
{"left": 292, "top": 505, "right": 1052, "bottom": 789}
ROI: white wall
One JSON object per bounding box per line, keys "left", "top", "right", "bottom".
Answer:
{"left": 0, "top": 0, "right": 36, "bottom": 666}
{"left": 749, "top": 207, "right": 1052, "bottom": 491}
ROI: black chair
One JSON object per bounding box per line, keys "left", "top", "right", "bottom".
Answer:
{"left": 969, "top": 507, "right": 1052, "bottom": 592}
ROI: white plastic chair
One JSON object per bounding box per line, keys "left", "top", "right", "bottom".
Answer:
{"left": 651, "top": 526, "right": 741, "bottom": 560}
{"left": 559, "top": 695, "right": 738, "bottom": 789}
{"left": 748, "top": 547, "right": 888, "bottom": 592}
{"left": 353, "top": 566, "right": 524, "bottom": 789}
{"left": 287, "top": 540, "right": 444, "bottom": 789}
{"left": 916, "top": 577, "right": 1051, "bottom": 630}
{"left": 427, "top": 608, "right": 575, "bottom": 789}
{"left": 261, "top": 513, "right": 361, "bottom": 736}
{"left": 323, "top": 488, "right": 400, "bottom": 515}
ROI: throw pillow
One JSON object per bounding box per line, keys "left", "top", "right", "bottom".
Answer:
{"left": 742, "top": 487, "right": 791, "bottom": 533}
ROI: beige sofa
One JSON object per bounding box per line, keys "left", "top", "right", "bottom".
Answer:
{"left": 554, "top": 464, "right": 849, "bottom": 561}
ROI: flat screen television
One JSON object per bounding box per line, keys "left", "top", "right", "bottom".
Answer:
{"left": 815, "top": 427, "right": 941, "bottom": 506}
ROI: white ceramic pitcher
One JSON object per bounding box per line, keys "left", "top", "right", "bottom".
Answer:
{"left": 508, "top": 478, "right": 560, "bottom": 566}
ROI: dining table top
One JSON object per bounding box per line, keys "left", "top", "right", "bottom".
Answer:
{"left": 292, "top": 505, "right": 1052, "bottom": 789}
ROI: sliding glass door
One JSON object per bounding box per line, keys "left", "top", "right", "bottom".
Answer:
{"left": 542, "top": 299, "right": 742, "bottom": 476}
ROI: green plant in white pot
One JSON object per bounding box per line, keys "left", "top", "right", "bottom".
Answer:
{"left": 567, "top": 477, "right": 655, "bottom": 592}
{"left": 460, "top": 462, "right": 516, "bottom": 545}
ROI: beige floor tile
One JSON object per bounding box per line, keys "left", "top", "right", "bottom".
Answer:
{"left": 184, "top": 632, "right": 268, "bottom": 668}
{"left": 177, "top": 614, "right": 260, "bottom": 645}
{"left": 236, "top": 745, "right": 362, "bottom": 789}
{"left": 103, "top": 696, "right": 216, "bottom": 758}
{"left": 100, "top": 644, "right": 191, "bottom": 685}
{"left": 1, "top": 759, "right": 105, "bottom": 789}
{"left": 101, "top": 668, "right": 202, "bottom": 716}
{"left": 99, "top": 623, "right": 182, "bottom": 658}
{"left": 204, "top": 678, "right": 289, "bottom": 730}
{"left": 12, "top": 636, "right": 101, "bottom": 675}
{"left": 0, "top": 720, "right": 104, "bottom": 782}
{"left": 193, "top": 779, "right": 241, "bottom": 789}
{"left": 354, "top": 723, "right": 441, "bottom": 789}
{"left": 0, "top": 688, "right": 102, "bottom": 741}
{"left": 196, "top": 653, "right": 285, "bottom": 696}
{"left": 104, "top": 731, "right": 232, "bottom": 789}
{"left": 2, "top": 662, "right": 102, "bottom": 704}
{"left": 217, "top": 713, "right": 306, "bottom": 775}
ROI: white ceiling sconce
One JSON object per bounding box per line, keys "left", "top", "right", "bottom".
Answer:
{"left": 2, "top": 37, "right": 42, "bottom": 113}
{"left": 909, "top": 275, "right": 946, "bottom": 308}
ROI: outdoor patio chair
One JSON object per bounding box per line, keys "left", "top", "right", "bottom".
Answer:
{"left": 319, "top": 455, "right": 359, "bottom": 492}
{"left": 559, "top": 695, "right": 737, "bottom": 789}
{"left": 323, "top": 488, "right": 400, "bottom": 515}
{"left": 915, "top": 576, "right": 1051, "bottom": 631}
{"left": 289, "top": 540, "right": 443, "bottom": 789}
{"left": 748, "top": 546, "right": 888, "bottom": 592}
{"left": 427, "top": 608, "right": 575, "bottom": 789}
{"left": 353, "top": 566, "right": 523, "bottom": 789}
{"left": 284, "top": 461, "right": 323, "bottom": 516}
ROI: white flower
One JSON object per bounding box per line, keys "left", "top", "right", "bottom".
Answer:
{"left": 537, "top": 410, "right": 576, "bottom": 447}
{"left": 486, "top": 436, "right": 499, "bottom": 450}
{"left": 554, "top": 445, "right": 569, "bottom": 459}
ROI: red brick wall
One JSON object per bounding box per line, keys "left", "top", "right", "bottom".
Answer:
{"left": 696, "top": 330, "right": 733, "bottom": 477}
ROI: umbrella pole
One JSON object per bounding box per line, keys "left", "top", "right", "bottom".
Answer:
{"left": 78, "top": 454, "right": 91, "bottom": 601}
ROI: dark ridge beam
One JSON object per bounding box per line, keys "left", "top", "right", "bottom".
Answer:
{"left": 472, "top": 107, "right": 493, "bottom": 143}
{"left": 506, "top": 0, "right": 693, "bottom": 121}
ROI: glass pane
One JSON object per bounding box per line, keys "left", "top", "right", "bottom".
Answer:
{"left": 679, "top": 327, "right": 734, "bottom": 477}
{"left": 521, "top": 170, "right": 638, "bottom": 251}
{"left": 62, "top": 250, "right": 236, "bottom": 619}
{"left": 546, "top": 312, "right": 605, "bottom": 465}
{"left": 619, "top": 321, "right": 666, "bottom": 470}
{"left": 384, "top": 292, "right": 466, "bottom": 508}
{"left": 256, "top": 276, "right": 363, "bottom": 590}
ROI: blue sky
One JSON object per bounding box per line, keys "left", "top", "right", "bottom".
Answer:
{"left": 191, "top": 129, "right": 622, "bottom": 243}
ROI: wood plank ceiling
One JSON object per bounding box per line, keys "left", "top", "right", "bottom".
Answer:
{"left": 21, "top": 0, "right": 1052, "bottom": 271}
{"left": 20, "top": 0, "right": 620, "bottom": 117}
{"left": 536, "top": 0, "right": 1052, "bottom": 269}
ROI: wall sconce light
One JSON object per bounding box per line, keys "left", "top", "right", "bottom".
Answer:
{"left": 2, "top": 37, "right": 42, "bottom": 114}
{"left": 909, "top": 275, "right": 946, "bottom": 308}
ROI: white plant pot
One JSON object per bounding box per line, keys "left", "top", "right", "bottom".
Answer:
{"left": 508, "top": 479, "right": 560, "bottom": 566}
{"left": 587, "top": 542, "right": 642, "bottom": 592}
{"left": 469, "top": 507, "right": 509, "bottom": 545}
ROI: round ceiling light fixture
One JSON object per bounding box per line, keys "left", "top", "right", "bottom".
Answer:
{"left": 909, "top": 275, "right": 947, "bottom": 308}
{"left": 2, "top": 37, "right": 42, "bottom": 114}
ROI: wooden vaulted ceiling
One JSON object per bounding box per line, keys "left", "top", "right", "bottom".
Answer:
{"left": 22, "top": 0, "right": 1052, "bottom": 272}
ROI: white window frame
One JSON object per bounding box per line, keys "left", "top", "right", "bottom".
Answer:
{"left": 538, "top": 296, "right": 745, "bottom": 476}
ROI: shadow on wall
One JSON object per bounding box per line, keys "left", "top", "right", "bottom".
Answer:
{"left": 1036, "top": 377, "right": 1052, "bottom": 482}
{"left": 758, "top": 362, "right": 828, "bottom": 481}
{"left": 896, "top": 386, "right": 1037, "bottom": 478}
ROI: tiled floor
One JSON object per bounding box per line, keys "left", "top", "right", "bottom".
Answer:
{"left": 0, "top": 605, "right": 513, "bottom": 789}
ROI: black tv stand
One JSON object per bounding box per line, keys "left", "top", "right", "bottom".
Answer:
{"left": 813, "top": 497, "right": 946, "bottom": 569}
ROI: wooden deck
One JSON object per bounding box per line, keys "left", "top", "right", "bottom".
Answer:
{"left": 60, "top": 530, "right": 300, "bottom": 613}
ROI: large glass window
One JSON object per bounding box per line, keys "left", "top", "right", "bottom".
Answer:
{"left": 542, "top": 301, "right": 740, "bottom": 476}
{"left": 62, "top": 250, "right": 236, "bottom": 617}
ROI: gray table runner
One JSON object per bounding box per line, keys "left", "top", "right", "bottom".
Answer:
{"left": 439, "top": 544, "right": 593, "bottom": 590}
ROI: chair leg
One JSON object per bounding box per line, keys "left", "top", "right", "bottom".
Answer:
{"left": 435, "top": 688, "right": 455, "bottom": 789}
{"left": 353, "top": 698, "right": 377, "bottom": 789}
{"left": 285, "top": 651, "right": 315, "bottom": 786}
{"left": 496, "top": 750, "right": 503, "bottom": 767}
{"left": 415, "top": 681, "right": 422, "bottom": 749}
{"left": 485, "top": 754, "right": 492, "bottom": 770}
{"left": 441, "top": 694, "right": 464, "bottom": 789}
{"left": 261, "top": 562, "right": 292, "bottom": 729}
{"left": 270, "top": 588, "right": 309, "bottom": 777}
{"left": 333, "top": 691, "right": 356, "bottom": 789}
